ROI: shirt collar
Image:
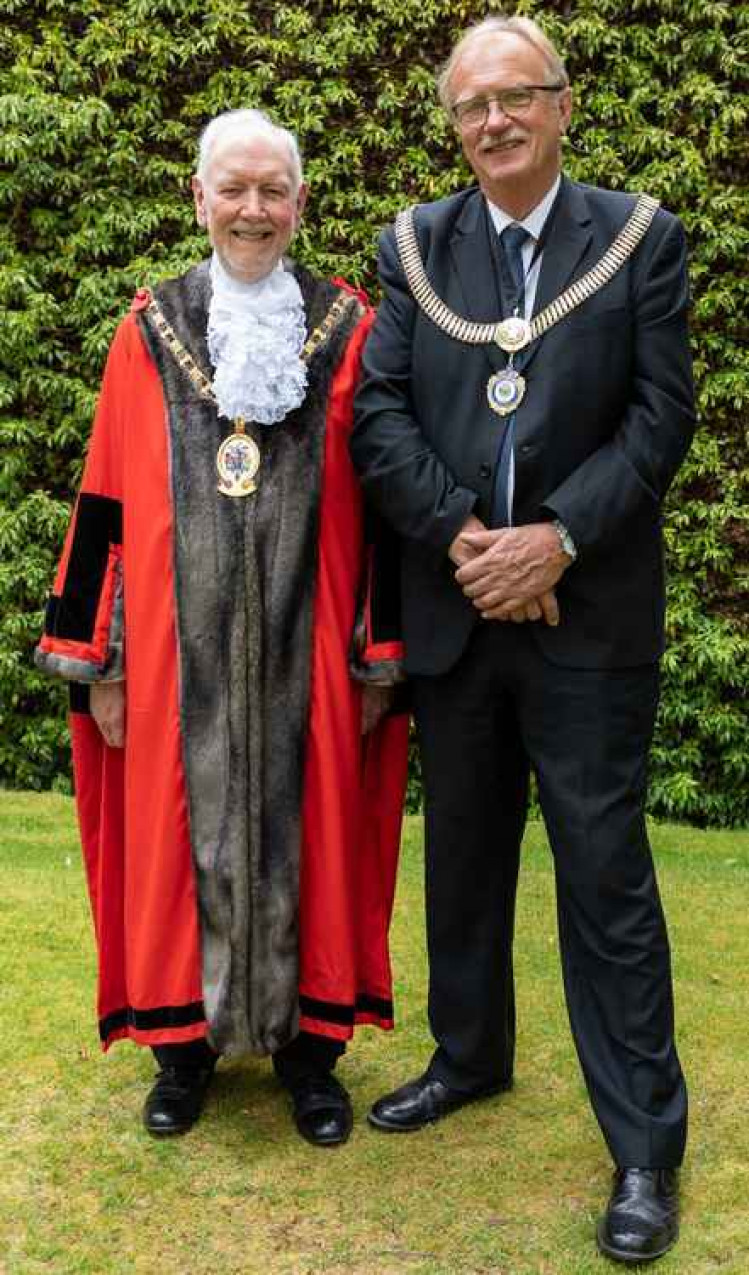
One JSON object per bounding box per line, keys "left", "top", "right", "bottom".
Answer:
{"left": 486, "top": 174, "right": 561, "bottom": 244}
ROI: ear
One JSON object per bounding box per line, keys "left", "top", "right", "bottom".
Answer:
{"left": 191, "top": 175, "right": 207, "bottom": 228}
{"left": 294, "top": 181, "right": 309, "bottom": 227}
{"left": 558, "top": 87, "right": 572, "bottom": 136}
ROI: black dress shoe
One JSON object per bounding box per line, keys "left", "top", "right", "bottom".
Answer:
{"left": 368, "top": 1072, "right": 504, "bottom": 1132}
{"left": 287, "top": 1072, "right": 353, "bottom": 1147}
{"left": 142, "top": 1066, "right": 214, "bottom": 1136}
{"left": 597, "top": 1168, "right": 679, "bottom": 1264}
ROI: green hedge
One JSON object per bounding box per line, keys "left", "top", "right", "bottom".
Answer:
{"left": 1, "top": 0, "right": 747, "bottom": 824}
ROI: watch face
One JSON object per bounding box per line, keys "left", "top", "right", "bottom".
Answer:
{"left": 554, "top": 521, "right": 576, "bottom": 559}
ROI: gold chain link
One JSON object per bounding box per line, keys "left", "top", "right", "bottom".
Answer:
{"left": 145, "top": 289, "right": 361, "bottom": 410}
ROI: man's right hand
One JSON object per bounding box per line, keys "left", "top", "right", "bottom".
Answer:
{"left": 449, "top": 518, "right": 559, "bottom": 625}
{"left": 448, "top": 513, "right": 488, "bottom": 567}
{"left": 90, "top": 681, "right": 126, "bottom": 748}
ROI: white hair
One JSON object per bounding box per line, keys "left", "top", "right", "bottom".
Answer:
{"left": 196, "top": 109, "right": 304, "bottom": 191}
{"left": 437, "top": 15, "right": 569, "bottom": 112}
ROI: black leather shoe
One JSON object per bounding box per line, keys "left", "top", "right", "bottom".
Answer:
{"left": 368, "top": 1072, "right": 505, "bottom": 1132}
{"left": 142, "top": 1066, "right": 214, "bottom": 1136}
{"left": 597, "top": 1168, "right": 679, "bottom": 1264}
{"left": 287, "top": 1072, "right": 353, "bottom": 1147}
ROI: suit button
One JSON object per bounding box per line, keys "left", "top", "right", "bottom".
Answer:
{"left": 479, "top": 463, "right": 492, "bottom": 479}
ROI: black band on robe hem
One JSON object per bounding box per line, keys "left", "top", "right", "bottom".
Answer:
{"left": 299, "top": 992, "right": 394, "bottom": 1026}
{"left": 99, "top": 1000, "right": 206, "bottom": 1041}
{"left": 101, "top": 994, "right": 393, "bottom": 1042}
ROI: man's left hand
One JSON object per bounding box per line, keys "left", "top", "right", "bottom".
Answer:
{"left": 455, "top": 523, "right": 572, "bottom": 619}
{"left": 506, "top": 589, "right": 560, "bottom": 626}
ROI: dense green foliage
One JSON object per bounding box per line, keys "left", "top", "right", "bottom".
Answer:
{"left": 1, "top": 0, "right": 747, "bottom": 823}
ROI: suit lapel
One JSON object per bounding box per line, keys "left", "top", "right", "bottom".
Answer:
{"left": 448, "top": 190, "right": 507, "bottom": 376}
{"left": 522, "top": 176, "right": 593, "bottom": 374}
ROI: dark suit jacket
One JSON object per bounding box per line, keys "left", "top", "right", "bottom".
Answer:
{"left": 351, "top": 176, "right": 696, "bottom": 676}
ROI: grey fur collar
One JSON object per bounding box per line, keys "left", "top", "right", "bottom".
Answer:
{"left": 136, "top": 260, "right": 361, "bottom": 1055}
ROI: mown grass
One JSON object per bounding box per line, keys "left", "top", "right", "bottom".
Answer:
{"left": 1, "top": 791, "right": 748, "bottom": 1274}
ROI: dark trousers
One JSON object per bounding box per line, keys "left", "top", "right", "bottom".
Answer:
{"left": 413, "top": 621, "right": 687, "bottom": 1169}
{"left": 153, "top": 1038, "right": 217, "bottom": 1071}
{"left": 272, "top": 1032, "right": 345, "bottom": 1086}
{"left": 153, "top": 1031, "right": 344, "bottom": 1082}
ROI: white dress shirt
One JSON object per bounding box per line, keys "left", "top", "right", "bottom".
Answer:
{"left": 486, "top": 174, "right": 561, "bottom": 318}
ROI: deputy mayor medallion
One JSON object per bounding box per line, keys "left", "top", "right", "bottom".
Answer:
{"left": 487, "top": 365, "right": 526, "bottom": 417}
{"left": 217, "top": 424, "right": 261, "bottom": 497}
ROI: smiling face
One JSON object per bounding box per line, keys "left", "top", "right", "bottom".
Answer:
{"left": 192, "top": 134, "right": 308, "bottom": 284}
{"left": 449, "top": 33, "right": 571, "bottom": 219}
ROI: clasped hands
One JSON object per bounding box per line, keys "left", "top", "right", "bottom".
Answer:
{"left": 89, "top": 514, "right": 560, "bottom": 749}
{"left": 448, "top": 514, "right": 571, "bottom": 624}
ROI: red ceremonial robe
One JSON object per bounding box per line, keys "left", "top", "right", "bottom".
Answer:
{"left": 37, "top": 262, "right": 409, "bottom": 1055}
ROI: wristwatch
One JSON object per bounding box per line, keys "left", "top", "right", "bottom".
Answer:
{"left": 553, "top": 519, "right": 578, "bottom": 562}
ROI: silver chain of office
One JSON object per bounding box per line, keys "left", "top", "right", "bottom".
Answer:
{"left": 394, "top": 193, "right": 659, "bottom": 352}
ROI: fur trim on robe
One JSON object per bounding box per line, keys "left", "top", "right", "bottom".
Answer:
{"left": 36, "top": 260, "right": 409, "bottom": 1057}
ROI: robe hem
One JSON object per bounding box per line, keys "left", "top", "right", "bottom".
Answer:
{"left": 99, "top": 999, "right": 205, "bottom": 1045}
{"left": 99, "top": 1008, "right": 394, "bottom": 1051}
{"left": 101, "top": 1023, "right": 209, "bottom": 1053}
{"left": 298, "top": 1014, "right": 394, "bottom": 1040}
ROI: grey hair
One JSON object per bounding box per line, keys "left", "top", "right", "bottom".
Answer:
{"left": 196, "top": 109, "right": 304, "bottom": 191}
{"left": 437, "top": 15, "right": 569, "bottom": 113}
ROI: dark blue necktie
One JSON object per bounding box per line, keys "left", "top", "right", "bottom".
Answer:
{"left": 491, "top": 223, "right": 530, "bottom": 526}
{"left": 500, "top": 222, "right": 530, "bottom": 315}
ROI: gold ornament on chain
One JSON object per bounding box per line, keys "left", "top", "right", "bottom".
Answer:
{"left": 215, "top": 417, "right": 261, "bottom": 497}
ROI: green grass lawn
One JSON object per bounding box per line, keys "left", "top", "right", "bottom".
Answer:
{"left": 1, "top": 792, "right": 748, "bottom": 1274}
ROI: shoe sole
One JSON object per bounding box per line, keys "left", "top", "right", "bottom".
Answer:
{"left": 596, "top": 1220, "right": 678, "bottom": 1265}
{"left": 294, "top": 1115, "right": 353, "bottom": 1147}
{"left": 144, "top": 1122, "right": 195, "bottom": 1137}
{"left": 298, "top": 1130, "right": 352, "bottom": 1147}
{"left": 367, "top": 1109, "right": 434, "bottom": 1132}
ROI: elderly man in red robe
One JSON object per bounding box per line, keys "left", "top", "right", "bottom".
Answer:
{"left": 36, "top": 108, "right": 408, "bottom": 1147}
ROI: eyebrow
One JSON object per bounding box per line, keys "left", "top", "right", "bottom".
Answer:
{"left": 454, "top": 82, "right": 562, "bottom": 103}
{"left": 216, "top": 169, "right": 291, "bottom": 184}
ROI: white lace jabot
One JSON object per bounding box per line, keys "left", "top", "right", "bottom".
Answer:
{"left": 207, "top": 254, "right": 308, "bottom": 426}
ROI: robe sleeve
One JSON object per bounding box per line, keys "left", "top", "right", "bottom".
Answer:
{"left": 34, "top": 309, "right": 141, "bottom": 683}
{"left": 327, "top": 282, "right": 407, "bottom": 690}
{"left": 349, "top": 507, "right": 407, "bottom": 687}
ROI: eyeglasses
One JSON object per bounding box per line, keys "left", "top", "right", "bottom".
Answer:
{"left": 451, "top": 85, "right": 565, "bottom": 130}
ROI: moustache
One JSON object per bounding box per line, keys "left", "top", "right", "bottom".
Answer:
{"left": 478, "top": 137, "right": 524, "bottom": 153}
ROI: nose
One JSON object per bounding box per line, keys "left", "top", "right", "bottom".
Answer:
{"left": 239, "top": 188, "right": 264, "bottom": 218}
{"left": 483, "top": 99, "right": 511, "bottom": 130}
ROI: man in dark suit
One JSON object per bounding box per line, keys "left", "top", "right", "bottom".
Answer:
{"left": 351, "top": 14, "right": 694, "bottom": 1266}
